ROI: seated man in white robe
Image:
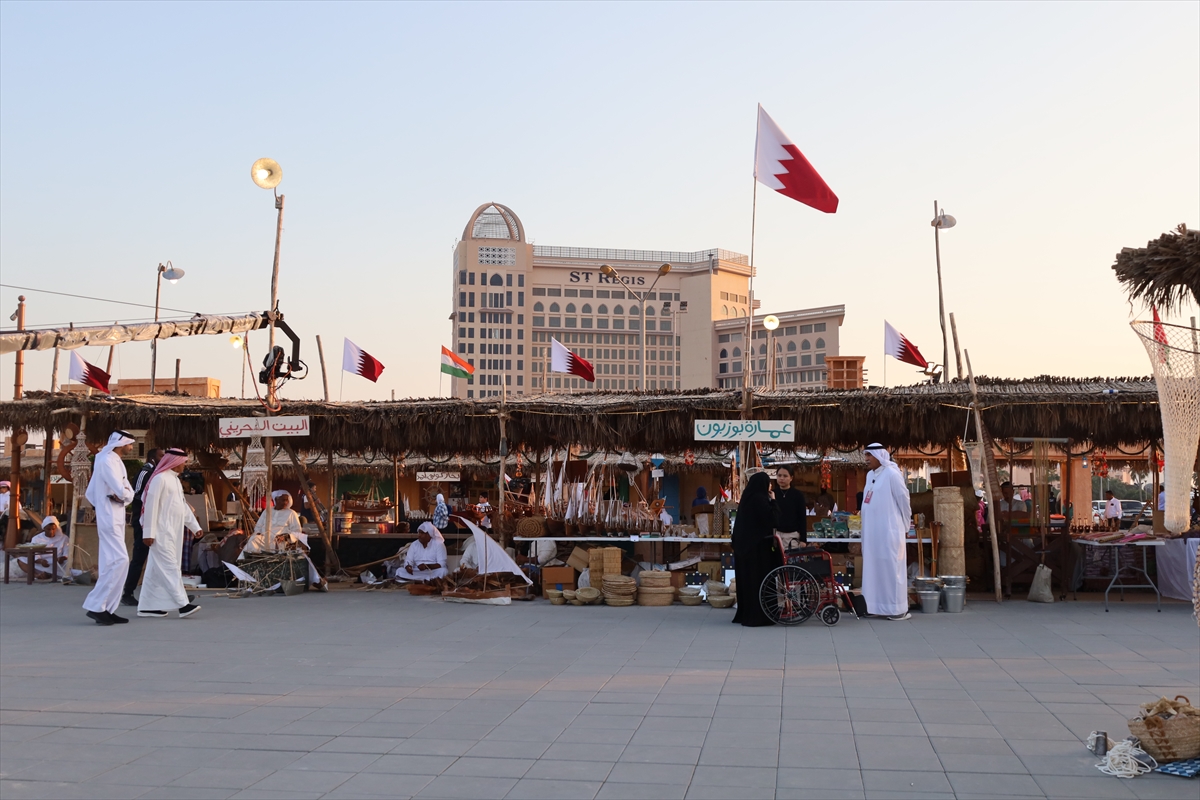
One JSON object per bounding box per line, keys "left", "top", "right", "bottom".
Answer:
{"left": 240, "top": 491, "right": 328, "bottom": 590}
{"left": 396, "top": 522, "right": 447, "bottom": 582}
{"left": 16, "top": 516, "right": 70, "bottom": 579}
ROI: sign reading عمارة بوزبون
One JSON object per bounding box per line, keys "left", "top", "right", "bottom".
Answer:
{"left": 218, "top": 416, "right": 311, "bottom": 438}
{"left": 693, "top": 419, "right": 795, "bottom": 442}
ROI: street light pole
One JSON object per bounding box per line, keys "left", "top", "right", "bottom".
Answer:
{"left": 931, "top": 202, "right": 956, "bottom": 383}
{"left": 601, "top": 263, "right": 670, "bottom": 390}
{"left": 150, "top": 262, "right": 185, "bottom": 393}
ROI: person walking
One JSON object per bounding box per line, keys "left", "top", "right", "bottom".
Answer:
{"left": 137, "top": 449, "right": 203, "bottom": 619}
{"left": 731, "top": 471, "right": 777, "bottom": 627}
{"left": 82, "top": 431, "right": 137, "bottom": 626}
{"left": 860, "top": 443, "right": 911, "bottom": 621}
{"left": 121, "top": 448, "right": 163, "bottom": 606}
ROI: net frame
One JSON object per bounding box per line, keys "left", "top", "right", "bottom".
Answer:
{"left": 1131, "top": 319, "right": 1200, "bottom": 533}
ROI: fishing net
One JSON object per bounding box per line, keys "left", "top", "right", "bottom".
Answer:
{"left": 1132, "top": 319, "right": 1200, "bottom": 533}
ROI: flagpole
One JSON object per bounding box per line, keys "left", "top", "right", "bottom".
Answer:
{"left": 741, "top": 107, "right": 761, "bottom": 490}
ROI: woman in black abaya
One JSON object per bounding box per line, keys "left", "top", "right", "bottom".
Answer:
{"left": 731, "top": 471, "right": 777, "bottom": 627}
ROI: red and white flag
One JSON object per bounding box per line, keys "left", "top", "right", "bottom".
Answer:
{"left": 550, "top": 338, "right": 595, "bottom": 382}
{"left": 343, "top": 338, "right": 385, "bottom": 383}
{"left": 69, "top": 351, "right": 111, "bottom": 393}
{"left": 884, "top": 321, "right": 929, "bottom": 369}
{"left": 754, "top": 105, "right": 838, "bottom": 213}
{"left": 1152, "top": 306, "right": 1168, "bottom": 362}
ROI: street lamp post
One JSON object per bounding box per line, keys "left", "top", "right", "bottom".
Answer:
{"left": 763, "top": 314, "right": 780, "bottom": 390}
{"left": 149, "top": 261, "right": 185, "bottom": 393}
{"left": 661, "top": 300, "right": 687, "bottom": 390}
{"left": 600, "top": 263, "right": 671, "bottom": 390}
{"left": 931, "top": 202, "right": 956, "bottom": 383}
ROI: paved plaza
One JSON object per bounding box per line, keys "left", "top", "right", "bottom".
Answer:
{"left": 1, "top": 583, "right": 1197, "bottom": 800}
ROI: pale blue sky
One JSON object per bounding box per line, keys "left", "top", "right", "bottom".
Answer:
{"left": 2, "top": 1, "right": 1197, "bottom": 401}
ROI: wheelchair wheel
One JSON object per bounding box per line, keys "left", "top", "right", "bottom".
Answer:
{"left": 759, "top": 566, "right": 821, "bottom": 626}
{"left": 819, "top": 605, "right": 841, "bottom": 626}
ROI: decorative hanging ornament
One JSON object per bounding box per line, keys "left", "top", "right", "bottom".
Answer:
{"left": 515, "top": 450, "right": 523, "bottom": 477}
{"left": 820, "top": 458, "right": 832, "bottom": 490}
{"left": 1093, "top": 450, "right": 1110, "bottom": 479}
{"left": 684, "top": 449, "right": 695, "bottom": 466}
{"left": 241, "top": 436, "right": 268, "bottom": 506}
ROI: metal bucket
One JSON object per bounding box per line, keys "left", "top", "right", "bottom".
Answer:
{"left": 942, "top": 586, "right": 966, "bottom": 613}
{"left": 938, "top": 575, "right": 968, "bottom": 589}
{"left": 917, "top": 590, "right": 941, "bottom": 614}
{"left": 333, "top": 512, "right": 354, "bottom": 534}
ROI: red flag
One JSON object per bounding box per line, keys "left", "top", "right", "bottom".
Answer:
{"left": 754, "top": 105, "right": 838, "bottom": 213}
{"left": 342, "top": 338, "right": 385, "bottom": 383}
{"left": 550, "top": 338, "right": 595, "bottom": 382}
{"left": 884, "top": 321, "right": 929, "bottom": 369}
{"left": 1152, "top": 306, "right": 1168, "bottom": 363}
{"left": 68, "top": 351, "right": 111, "bottom": 393}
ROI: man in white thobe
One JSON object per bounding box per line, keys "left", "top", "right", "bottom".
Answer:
{"left": 396, "top": 522, "right": 447, "bottom": 581}
{"left": 860, "top": 443, "right": 911, "bottom": 621}
{"left": 239, "top": 491, "right": 327, "bottom": 590}
{"left": 82, "top": 430, "right": 137, "bottom": 626}
{"left": 16, "top": 516, "right": 70, "bottom": 578}
{"left": 138, "top": 449, "right": 203, "bottom": 618}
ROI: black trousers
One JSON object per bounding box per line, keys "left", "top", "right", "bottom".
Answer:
{"left": 123, "top": 520, "right": 149, "bottom": 597}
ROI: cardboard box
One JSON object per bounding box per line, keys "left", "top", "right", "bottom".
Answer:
{"left": 697, "top": 561, "right": 723, "bottom": 582}
{"left": 567, "top": 547, "right": 590, "bottom": 574}
{"left": 542, "top": 566, "right": 576, "bottom": 593}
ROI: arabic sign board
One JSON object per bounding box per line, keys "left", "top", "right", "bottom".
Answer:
{"left": 218, "top": 416, "right": 311, "bottom": 438}
{"left": 417, "top": 472, "right": 461, "bottom": 483}
{"left": 693, "top": 419, "right": 795, "bottom": 443}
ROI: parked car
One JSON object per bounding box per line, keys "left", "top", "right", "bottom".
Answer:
{"left": 1120, "top": 499, "right": 1149, "bottom": 528}
{"left": 1092, "top": 500, "right": 1105, "bottom": 525}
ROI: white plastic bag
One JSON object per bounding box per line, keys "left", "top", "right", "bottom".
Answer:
{"left": 1027, "top": 563, "right": 1054, "bottom": 603}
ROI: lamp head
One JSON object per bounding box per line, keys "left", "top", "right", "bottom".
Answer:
{"left": 763, "top": 314, "right": 780, "bottom": 331}
{"left": 230, "top": 335, "right": 244, "bottom": 349}
{"left": 932, "top": 212, "right": 956, "bottom": 230}
{"left": 600, "top": 264, "right": 616, "bottom": 277}
{"left": 251, "top": 157, "right": 283, "bottom": 189}
{"left": 657, "top": 263, "right": 671, "bottom": 276}
{"left": 159, "top": 261, "right": 185, "bottom": 283}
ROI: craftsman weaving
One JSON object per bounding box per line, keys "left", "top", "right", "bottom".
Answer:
{"left": 396, "top": 522, "right": 447, "bottom": 581}
{"left": 239, "top": 491, "right": 327, "bottom": 590}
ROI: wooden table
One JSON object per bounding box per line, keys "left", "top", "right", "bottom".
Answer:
{"left": 4, "top": 545, "right": 57, "bottom": 584}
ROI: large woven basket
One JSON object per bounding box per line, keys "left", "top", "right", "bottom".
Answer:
{"left": 516, "top": 516, "right": 546, "bottom": 538}
{"left": 639, "top": 571, "right": 673, "bottom": 588}
{"left": 1128, "top": 696, "right": 1200, "bottom": 762}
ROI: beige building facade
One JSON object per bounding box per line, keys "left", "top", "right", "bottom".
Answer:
{"left": 450, "top": 203, "right": 843, "bottom": 398}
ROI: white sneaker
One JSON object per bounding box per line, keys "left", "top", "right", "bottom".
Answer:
{"left": 888, "top": 612, "right": 912, "bottom": 621}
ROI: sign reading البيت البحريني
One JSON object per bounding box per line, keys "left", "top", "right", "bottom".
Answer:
{"left": 218, "top": 416, "right": 311, "bottom": 438}
{"left": 693, "top": 419, "right": 795, "bottom": 442}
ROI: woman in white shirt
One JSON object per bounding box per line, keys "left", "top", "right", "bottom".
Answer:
{"left": 396, "top": 522, "right": 447, "bottom": 581}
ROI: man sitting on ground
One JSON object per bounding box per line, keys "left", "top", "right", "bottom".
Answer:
{"left": 240, "top": 490, "right": 328, "bottom": 590}
{"left": 16, "top": 516, "right": 70, "bottom": 579}
{"left": 396, "top": 522, "right": 447, "bottom": 582}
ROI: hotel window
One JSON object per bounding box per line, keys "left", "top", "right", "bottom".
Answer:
{"left": 506, "top": 291, "right": 512, "bottom": 306}
{"left": 458, "top": 271, "right": 467, "bottom": 285}
{"left": 816, "top": 353, "right": 826, "bottom": 365}
{"left": 579, "top": 289, "right": 593, "bottom": 297}
{"left": 613, "top": 319, "right": 624, "bottom": 330}
{"left": 815, "top": 323, "right": 826, "bottom": 332}
{"left": 532, "top": 287, "right": 546, "bottom": 296}
{"left": 722, "top": 305, "right": 729, "bottom": 316}
{"left": 719, "top": 349, "right": 728, "bottom": 359}
{"left": 459, "top": 292, "right": 466, "bottom": 306}
{"left": 566, "top": 303, "right": 576, "bottom": 313}
{"left": 800, "top": 324, "right": 813, "bottom": 334}
{"left": 802, "top": 355, "right": 812, "bottom": 366}
{"left": 719, "top": 363, "right": 728, "bottom": 374}
{"left": 549, "top": 302, "right": 560, "bottom": 312}
{"left": 613, "top": 305, "right": 624, "bottom": 315}
{"left": 581, "top": 303, "right": 592, "bottom": 314}
{"left": 787, "top": 341, "right": 796, "bottom": 352}
{"left": 468, "top": 292, "right": 475, "bottom": 307}
{"left": 581, "top": 318, "right": 592, "bottom": 328}
{"left": 549, "top": 317, "right": 561, "bottom": 327}
{"left": 597, "top": 290, "right": 610, "bottom": 298}
{"left": 490, "top": 274, "right": 503, "bottom": 286}
{"left": 718, "top": 334, "right": 730, "bottom": 343}
{"left": 518, "top": 292, "right": 524, "bottom": 307}
{"left": 785, "top": 326, "right": 797, "bottom": 336}
{"left": 597, "top": 304, "right": 608, "bottom": 314}
{"left": 565, "top": 318, "right": 577, "bottom": 328}
{"left": 565, "top": 288, "right": 578, "bottom": 297}
{"left": 733, "top": 347, "right": 741, "bottom": 358}
{"left": 787, "top": 355, "right": 797, "bottom": 368}
{"left": 816, "top": 338, "right": 825, "bottom": 349}
{"left": 597, "top": 319, "right": 609, "bottom": 329}
{"left": 506, "top": 274, "right": 513, "bottom": 286}
{"left": 533, "top": 316, "right": 544, "bottom": 326}
{"left": 732, "top": 362, "right": 742, "bottom": 373}
{"left": 801, "top": 339, "right": 811, "bottom": 350}
{"left": 611, "top": 290, "right": 625, "bottom": 299}
{"left": 547, "top": 287, "right": 562, "bottom": 296}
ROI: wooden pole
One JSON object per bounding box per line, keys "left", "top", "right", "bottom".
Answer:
{"left": 965, "top": 349, "right": 1003, "bottom": 602}
{"left": 949, "top": 312, "right": 964, "bottom": 381}
{"left": 933, "top": 201, "right": 949, "bottom": 382}
{"left": 50, "top": 346, "right": 60, "bottom": 393}
{"left": 280, "top": 440, "right": 340, "bottom": 573}
{"left": 174, "top": 359, "right": 181, "bottom": 394}
{"left": 7, "top": 296, "right": 26, "bottom": 549}
{"left": 316, "top": 335, "right": 330, "bottom": 402}
{"left": 267, "top": 194, "right": 285, "bottom": 409}
{"left": 62, "top": 416, "right": 85, "bottom": 581}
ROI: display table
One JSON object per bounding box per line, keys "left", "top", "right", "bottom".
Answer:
{"left": 1077, "top": 539, "right": 1163, "bottom": 611}
{"left": 1157, "top": 538, "right": 1199, "bottom": 603}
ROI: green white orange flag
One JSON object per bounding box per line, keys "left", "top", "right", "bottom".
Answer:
{"left": 441, "top": 346, "right": 474, "bottom": 379}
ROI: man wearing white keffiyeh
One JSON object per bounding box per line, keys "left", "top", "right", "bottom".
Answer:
{"left": 82, "top": 431, "right": 137, "bottom": 626}
{"left": 860, "top": 443, "right": 912, "bottom": 620}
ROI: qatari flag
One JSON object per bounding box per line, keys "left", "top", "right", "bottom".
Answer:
{"left": 754, "top": 105, "right": 839, "bottom": 213}
{"left": 69, "top": 351, "right": 111, "bottom": 393}
{"left": 884, "top": 321, "right": 929, "bottom": 369}
{"left": 343, "top": 338, "right": 385, "bottom": 383}
{"left": 550, "top": 338, "right": 595, "bottom": 382}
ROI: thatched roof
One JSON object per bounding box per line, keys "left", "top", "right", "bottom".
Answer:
{"left": 1112, "top": 224, "right": 1200, "bottom": 313}
{"left": 1, "top": 376, "right": 1161, "bottom": 455}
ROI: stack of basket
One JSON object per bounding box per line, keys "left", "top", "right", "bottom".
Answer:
{"left": 637, "top": 571, "right": 676, "bottom": 606}
{"left": 589, "top": 547, "right": 623, "bottom": 588}
{"left": 602, "top": 575, "right": 637, "bottom": 606}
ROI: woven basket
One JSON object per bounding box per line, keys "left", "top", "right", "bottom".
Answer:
{"left": 605, "top": 597, "right": 635, "bottom": 606}
{"left": 638, "top": 591, "right": 675, "bottom": 606}
{"left": 639, "top": 571, "right": 672, "bottom": 588}
{"left": 1128, "top": 696, "right": 1200, "bottom": 762}
{"left": 516, "top": 516, "right": 546, "bottom": 538}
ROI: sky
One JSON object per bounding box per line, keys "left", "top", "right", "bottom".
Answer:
{"left": 1, "top": 1, "right": 1197, "bottom": 403}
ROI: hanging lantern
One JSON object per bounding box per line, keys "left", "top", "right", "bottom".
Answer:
{"left": 515, "top": 450, "right": 524, "bottom": 477}
{"left": 820, "top": 458, "right": 832, "bottom": 490}
{"left": 684, "top": 449, "right": 695, "bottom": 466}
{"left": 1093, "top": 450, "right": 1110, "bottom": 479}
{"left": 241, "top": 436, "right": 268, "bottom": 506}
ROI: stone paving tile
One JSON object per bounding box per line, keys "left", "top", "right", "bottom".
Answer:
{"left": 504, "top": 778, "right": 602, "bottom": 799}
{"left": 414, "top": 775, "right": 518, "bottom": 798}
